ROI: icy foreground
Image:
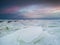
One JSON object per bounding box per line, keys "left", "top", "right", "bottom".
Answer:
{"left": 0, "top": 26, "right": 59, "bottom": 45}
{"left": 0, "top": 20, "right": 60, "bottom": 45}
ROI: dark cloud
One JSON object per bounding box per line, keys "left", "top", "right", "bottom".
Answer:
{"left": 0, "top": 0, "right": 60, "bottom": 19}
{"left": 0, "top": 0, "right": 60, "bottom": 9}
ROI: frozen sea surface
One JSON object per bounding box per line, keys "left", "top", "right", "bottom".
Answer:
{"left": 0, "top": 20, "right": 60, "bottom": 45}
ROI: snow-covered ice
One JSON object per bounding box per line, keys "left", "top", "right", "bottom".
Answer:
{"left": 0, "top": 20, "right": 60, "bottom": 45}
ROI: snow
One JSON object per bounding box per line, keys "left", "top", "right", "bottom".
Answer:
{"left": 0, "top": 20, "right": 60, "bottom": 45}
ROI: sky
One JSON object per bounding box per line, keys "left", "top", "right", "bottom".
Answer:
{"left": 0, "top": 0, "right": 60, "bottom": 19}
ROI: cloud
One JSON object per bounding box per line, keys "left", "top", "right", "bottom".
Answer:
{"left": 1, "top": 6, "right": 20, "bottom": 14}
{"left": 0, "top": 4, "right": 60, "bottom": 19}
{"left": 19, "top": 4, "right": 60, "bottom": 18}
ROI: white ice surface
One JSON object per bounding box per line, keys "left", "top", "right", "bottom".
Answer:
{"left": 0, "top": 25, "right": 60, "bottom": 45}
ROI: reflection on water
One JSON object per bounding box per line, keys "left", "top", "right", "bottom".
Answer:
{"left": 0, "top": 20, "right": 60, "bottom": 45}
